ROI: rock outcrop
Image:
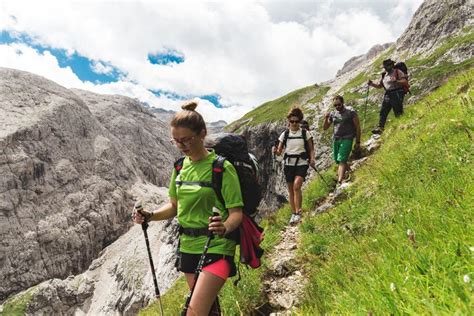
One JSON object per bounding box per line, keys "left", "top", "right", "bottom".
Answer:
{"left": 397, "top": 0, "right": 474, "bottom": 54}
{"left": 336, "top": 43, "right": 392, "bottom": 77}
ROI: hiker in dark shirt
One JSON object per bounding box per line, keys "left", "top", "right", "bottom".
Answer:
{"left": 368, "top": 58, "right": 408, "bottom": 134}
{"left": 323, "top": 95, "right": 361, "bottom": 184}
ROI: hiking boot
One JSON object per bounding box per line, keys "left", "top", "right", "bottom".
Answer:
{"left": 371, "top": 127, "right": 384, "bottom": 134}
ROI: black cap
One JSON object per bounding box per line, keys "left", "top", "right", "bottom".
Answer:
{"left": 383, "top": 58, "right": 395, "bottom": 66}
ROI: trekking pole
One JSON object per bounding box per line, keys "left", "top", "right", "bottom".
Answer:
{"left": 181, "top": 211, "right": 219, "bottom": 316}
{"left": 363, "top": 84, "right": 370, "bottom": 131}
{"left": 310, "top": 165, "right": 331, "bottom": 187}
{"left": 135, "top": 202, "right": 164, "bottom": 316}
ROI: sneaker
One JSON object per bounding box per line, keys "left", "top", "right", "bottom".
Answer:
{"left": 371, "top": 127, "right": 384, "bottom": 134}
{"left": 289, "top": 213, "right": 296, "bottom": 225}
{"left": 293, "top": 213, "right": 302, "bottom": 224}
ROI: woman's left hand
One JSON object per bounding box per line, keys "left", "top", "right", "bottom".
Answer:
{"left": 208, "top": 214, "right": 226, "bottom": 236}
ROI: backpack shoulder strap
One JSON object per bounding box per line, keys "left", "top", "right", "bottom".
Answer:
{"left": 283, "top": 129, "right": 290, "bottom": 148}
{"left": 174, "top": 156, "right": 185, "bottom": 176}
{"left": 302, "top": 129, "right": 310, "bottom": 156}
{"left": 212, "top": 156, "right": 226, "bottom": 206}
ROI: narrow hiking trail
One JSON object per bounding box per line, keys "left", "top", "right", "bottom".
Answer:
{"left": 255, "top": 136, "right": 381, "bottom": 315}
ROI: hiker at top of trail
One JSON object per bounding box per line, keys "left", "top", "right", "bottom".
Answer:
{"left": 323, "top": 95, "right": 361, "bottom": 185}
{"left": 132, "top": 100, "right": 243, "bottom": 316}
{"left": 273, "top": 107, "right": 315, "bottom": 225}
{"left": 368, "top": 58, "right": 409, "bottom": 134}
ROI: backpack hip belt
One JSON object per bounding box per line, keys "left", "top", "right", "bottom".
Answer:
{"left": 283, "top": 153, "right": 308, "bottom": 166}
{"left": 179, "top": 225, "right": 211, "bottom": 237}
{"left": 178, "top": 224, "right": 237, "bottom": 240}
{"left": 385, "top": 87, "right": 405, "bottom": 94}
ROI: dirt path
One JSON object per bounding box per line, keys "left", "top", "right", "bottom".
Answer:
{"left": 255, "top": 139, "right": 378, "bottom": 314}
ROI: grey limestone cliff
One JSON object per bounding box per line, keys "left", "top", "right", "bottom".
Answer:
{"left": 0, "top": 67, "right": 178, "bottom": 303}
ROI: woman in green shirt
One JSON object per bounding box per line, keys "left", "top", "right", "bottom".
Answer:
{"left": 133, "top": 101, "right": 243, "bottom": 315}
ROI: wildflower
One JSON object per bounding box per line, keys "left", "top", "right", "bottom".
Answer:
{"left": 390, "top": 283, "right": 396, "bottom": 292}
{"left": 464, "top": 275, "right": 470, "bottom": 283}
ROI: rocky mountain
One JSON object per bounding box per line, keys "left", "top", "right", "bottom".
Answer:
{"left": 0, "top": 68, "right": 179, "bottom": 306}
{"left": 1, "top": 0, "right": 473, "bottom": 314}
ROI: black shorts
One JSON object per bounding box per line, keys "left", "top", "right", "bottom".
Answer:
{"left": 284, "top": 164, "right": 309, "bottom": 183}
{"left": 175, "top": 252, "right": 237, "bottom": 277}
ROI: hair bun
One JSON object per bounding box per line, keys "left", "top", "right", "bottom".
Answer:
{"left": 181, "top": 100, "right": 198, "bottom": 111}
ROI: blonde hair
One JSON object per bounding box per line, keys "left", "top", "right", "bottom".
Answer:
{"left": 170, "top": 100, "right": 207, "bottom": 135}
{"left": 287, "top": 106, "right": 304, "bottom": 121}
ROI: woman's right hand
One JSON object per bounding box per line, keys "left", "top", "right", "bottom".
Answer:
{"left": 132, "top": 201, "right": 152, "bottom": 224}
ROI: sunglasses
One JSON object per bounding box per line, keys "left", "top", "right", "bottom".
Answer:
{"left": 334, "top": 103, "right": 343, "bottom": 107}
{"left": 289, "top": 120, "right": 300, "bottom": 124}
{"left": 170, "top": 135, "right": 196, "bottom": 146}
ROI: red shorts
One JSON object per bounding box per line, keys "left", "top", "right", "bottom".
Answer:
{"left": 202, "top": 258, "right": 231, "bottom": 280}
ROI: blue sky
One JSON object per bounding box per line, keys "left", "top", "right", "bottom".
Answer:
{"left": 0, "top": 0, "right": 423, "bottom": 122}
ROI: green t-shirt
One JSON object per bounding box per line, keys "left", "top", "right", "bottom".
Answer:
{"left": 168, "top": 150, "right": 243, "bottom": 256}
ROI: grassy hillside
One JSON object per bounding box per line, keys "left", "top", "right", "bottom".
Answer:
{"left": 297, "top": 68, "right": 473, "bottom": 314}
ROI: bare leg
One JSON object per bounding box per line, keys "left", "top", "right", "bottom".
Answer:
{"left": 185, "top": 271, "right": 226, "bottom": 316}
{"left": 287, "top": 182, "right": 295, "bottom": 213}
{"left": 337, "top": 162, "right": 348, "bottom": 183}
{"left": 293, "top": 176, "right": 304, "bottom": 213}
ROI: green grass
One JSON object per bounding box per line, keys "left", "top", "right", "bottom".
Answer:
{"left": 0, "top": 287, "right": 37, "bottom": 316}
{"left": 307, "top": 86, "right": 331, "bottom": 105}
{"left": 226, "top": 84, "right": 327, "bottom": 131}
{"left": 296, "top": 69, "right": 474, "bottom": 314}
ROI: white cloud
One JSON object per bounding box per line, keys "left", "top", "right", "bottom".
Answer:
{"left": 91, "top": 61, "right": 115, "bottom": 75}
{"left": 0, "top": 0, "right": 422, "bottom": 123}
{"left": 0, "top": 43, "right": 83, "bottom": 87}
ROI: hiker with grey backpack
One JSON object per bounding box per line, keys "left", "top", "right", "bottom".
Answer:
{"left": 273, "top": 107, "right": 315, "bottom": 225}
{"left": 368, "top": 58, "right": 410, "bottom": 134}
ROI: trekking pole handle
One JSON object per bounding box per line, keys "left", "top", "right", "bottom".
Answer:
{"left": 134, "top": 201, "right": 150, "bottom": 230}
{"left": 208, "top": 211, "right": 220, "bottom": 237}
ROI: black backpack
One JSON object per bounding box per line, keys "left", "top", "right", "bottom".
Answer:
{"left": 282, "top": 128, "right": 310, "bottom": 160}
{"left": 205, "top": 133, "right": 262, "bottom": 217}
{"left": 382, "top": 61, "right": 410, "bottom": 94}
